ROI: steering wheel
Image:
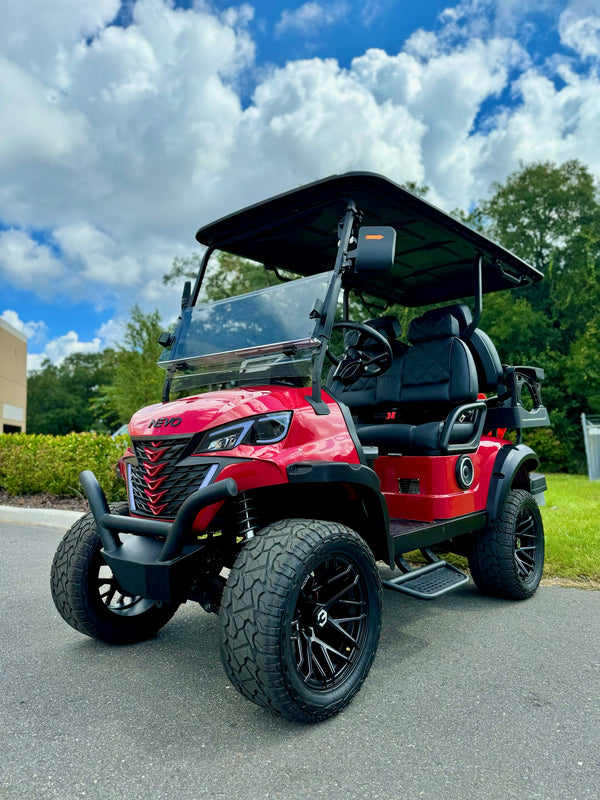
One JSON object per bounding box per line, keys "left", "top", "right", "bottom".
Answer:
{"left": 326, "top": 321, "right": 393, "bottom": 386}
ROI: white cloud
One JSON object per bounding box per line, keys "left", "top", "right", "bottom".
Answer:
{"left": 439, "top": 0, "right": 563, "bottom": 39}
{"left": 0, "top": 0, "right": 252, "bottom": 307}
{"left": 53, "top": 223, "right": 142, "bottom": 286}
{"left": 349, "top": 38, "right": 528, "bottom": 207}
{"left": 0, "top": 0, "right": 599, "bottom": 337}
{"left": 0, "top": 56, "right": 89, "bottom": 165}
{"left": 560, "top": 2, "right": 600, "bottom": 59}
{"left": 0, "top": 0, "right": 120, "bottom": 76}
{"left": 0, "top": 310, "right": 47, "bottom": 343}
{"left": 0, "top": 230, "right": 65, "bottom": 293}
{"left": 226, "top": 57, "right": 427, "bottom": 204}
{"left": 95, "top": 316, "right": 127, "bottom": 348}
{"left": 275, "top": 2, "right": 348, "bottom": 36}
{"left": 473, "top": 64, "right": 600, "bottom": 184}
{"left": 27, "top": 330, "right": 103, "bottom": 373}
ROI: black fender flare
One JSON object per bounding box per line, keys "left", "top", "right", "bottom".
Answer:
{"left": 486, "top": 444, "right": 539, "bottom": 522}
{"left": 286, "top": 461, "right": 393, "bottom": 565}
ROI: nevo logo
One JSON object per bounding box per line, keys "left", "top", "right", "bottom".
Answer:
{"left": 147, "top": 416, "right": 182, "bottom": 429}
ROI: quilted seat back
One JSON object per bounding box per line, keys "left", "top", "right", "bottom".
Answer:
{"left": 401, "top": 312, "right": 478, "bottom": 406}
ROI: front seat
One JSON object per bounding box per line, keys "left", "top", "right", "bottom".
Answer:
{"left": 356, "top": 311, "right": 485, "bottom": 454}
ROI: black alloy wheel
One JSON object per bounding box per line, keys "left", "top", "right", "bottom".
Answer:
{"left": 291, "top": 554, "right": 369, "bottom": 691}
{"left": 513, "top": 503, "right": 540, "bottom": 580}
{"left": 220, "top": 519, "right": 382, "bottom": 722}
{"left": 51, "top": 503, "right": 179, "bottom": 643}
{"left": 469, "top": 489, "right": 545, "bottom": 600}
{"left": 91, "top": 550, "right": 157, "bottom": 617}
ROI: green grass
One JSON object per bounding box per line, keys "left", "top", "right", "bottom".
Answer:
{"left": 408, "top": 473, "right": 600, "bottom": 586}
{"left": 541, "top": 473, "right": 600, "bottom": 582}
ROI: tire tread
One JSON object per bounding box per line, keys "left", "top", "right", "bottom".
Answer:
{"left": 469, "top": 489, "right": 544, "bottom": 600}
{"left": 50, "top": 504, "right": 178, "bottom": 644}
{"left": 219, "top": 519, "right": 381, "bottom": 722}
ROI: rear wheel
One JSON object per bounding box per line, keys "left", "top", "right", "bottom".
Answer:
{"left": 219, "top": 519, "right": 382, "bottom": 722}
{"left": 469, "top": 489, "right": 544, "bottom": 599}
{"left": 51, "top": 503, "right": 179, "bottom": 643}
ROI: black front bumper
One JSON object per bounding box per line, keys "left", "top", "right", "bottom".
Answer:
{"left": 79, "top": 470, "right": 238, "bottom": 602}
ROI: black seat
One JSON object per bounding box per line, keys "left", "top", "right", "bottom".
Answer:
{"left": 356, "top": 311, "right": 485, "bottom": 454}
{"left": 421, "top": 304, "right": 504, "bottom": 393}
{"left": 400, "top": 311, "right": 478, "bottom": 407}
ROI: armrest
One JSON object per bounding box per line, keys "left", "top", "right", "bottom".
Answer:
{"left": 439, "top": 401, "right": 487, "bottom": 454}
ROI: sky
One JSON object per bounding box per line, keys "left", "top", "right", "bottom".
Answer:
{"left": 1, "top": 0, "right": 599, "bottom": 372}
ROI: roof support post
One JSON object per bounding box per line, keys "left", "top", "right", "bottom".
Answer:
{"left": 308, "top": 200, "right": 359, "bottom": 414}
{"left": 191, "top": 245, "right": 215, "bottom": 306}
{"left": 464, "top": 254, "right": 483, "bottom": 341}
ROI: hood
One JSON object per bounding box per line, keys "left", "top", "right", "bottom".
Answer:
{"left": 128, "top": 386, "right": 314, "bottom": 438}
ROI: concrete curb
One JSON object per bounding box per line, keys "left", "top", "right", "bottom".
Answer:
{"left": 0, "top": 505, "right": 84, "bottom": 529}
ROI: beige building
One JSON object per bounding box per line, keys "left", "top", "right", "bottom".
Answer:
{"left": 0, "top": 317, "right": 27, "bottom": 433}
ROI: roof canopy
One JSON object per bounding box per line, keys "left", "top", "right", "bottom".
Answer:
{"left": 196, "top": 172, "right": 542, "bottom": 306}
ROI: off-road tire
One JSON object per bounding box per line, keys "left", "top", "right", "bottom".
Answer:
{"left": 219, "top": 519, "right": 382, "bottom": 722}
{"left": 51, "top": 503, "right": 179, "bottom": 643}
{"left": 469, "top": 489, "right": 544, "bottom": 600}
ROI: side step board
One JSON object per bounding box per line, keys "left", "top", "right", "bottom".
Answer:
{"left": 382, "top": 560, "right": 469, "bottom": 600}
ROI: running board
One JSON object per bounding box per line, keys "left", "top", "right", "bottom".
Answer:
{"left": 382, "top": 560, "right": 469, "bottom": 600}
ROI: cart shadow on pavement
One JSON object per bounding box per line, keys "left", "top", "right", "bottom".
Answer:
{"left": 61, "top": 574, "right": 513, "bottom": 737}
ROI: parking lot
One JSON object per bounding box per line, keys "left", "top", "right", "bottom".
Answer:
{"left": 2, "top": 519, "right": 599, "bottom": 800}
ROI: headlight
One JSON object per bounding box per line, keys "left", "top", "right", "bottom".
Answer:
{"left": 196, "top": 412, "right": 292, "bottom": 453}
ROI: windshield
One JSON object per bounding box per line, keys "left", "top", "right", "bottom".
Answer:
{"left": 159, "top": 272, "right": 331, "bottom": 391}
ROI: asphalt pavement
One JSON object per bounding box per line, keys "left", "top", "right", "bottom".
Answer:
{"left": 1, "top": 513, "right": 599, "bottom": 800}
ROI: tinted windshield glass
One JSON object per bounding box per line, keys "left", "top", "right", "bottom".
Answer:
{"left": 159, "top": 272, "right": 331, "bottom": 390}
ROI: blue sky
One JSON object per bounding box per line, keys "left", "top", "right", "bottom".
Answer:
{"left": 1, "top": 0, "right": 599, "bottom": 370}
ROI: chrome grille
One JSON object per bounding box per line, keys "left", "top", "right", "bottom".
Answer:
{"left": 129, "top": 437, "right": 214, "bottom": 519}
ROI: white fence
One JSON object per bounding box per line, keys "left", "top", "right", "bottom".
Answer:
{"left": 581, "top": 413, "right": 600, "bottom": 481}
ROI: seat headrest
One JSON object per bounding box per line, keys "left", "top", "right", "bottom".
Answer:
{"left": 408, "top": 313, "right": 460, "bottom": 343}
{"left": 422, "top": 303, "right": 473, "bottom": 332}
{"left": 366, "top": 315, "right": 402, "bottom": 341}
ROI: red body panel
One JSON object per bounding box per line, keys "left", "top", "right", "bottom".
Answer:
{"left": 128, "top": 387, "right": 357, "bottom": 462}
{"left": 374, "top": 437, "right": 505, "bottom": 522}
{"left": 121, "top": 385, "right": 508, "bottom": 530}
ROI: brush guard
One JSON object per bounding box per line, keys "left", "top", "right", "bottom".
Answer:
{"left": 79, "top": 470, "right": 238, "bottom": 603}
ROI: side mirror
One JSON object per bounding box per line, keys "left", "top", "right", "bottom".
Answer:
{"left": 354, "top": 227, "right": 396, "bottom": 273}
{"left": 158, "top": 330, "right": 174, "bottom": 348}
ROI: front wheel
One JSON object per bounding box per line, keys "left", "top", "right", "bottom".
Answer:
{"left": 220, "top": 519, "right": 382, "bottom": 722}
{"left": 51, "top": 503, "right": 179, "bottom": 643}
{"left": 469, "top": 489, "right": 545, "bottom": 599}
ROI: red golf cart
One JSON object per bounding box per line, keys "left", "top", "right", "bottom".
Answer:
{"left": 51, "top": 172, "right": 549, "bottom": 722}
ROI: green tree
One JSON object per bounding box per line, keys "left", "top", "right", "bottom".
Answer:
{"left": 474, "top": 159, "right": 600, "bottom": 472}
{"left": 163, "top": 251, "right": 280, "bottom": 302}
{"left": 27, "top": 352, "right": 118, "bottom": 435}
{"left": 481, "top": 160, "right": 598, "bottom": 274}
{"left": 100, "top": 305, "right": 166, "bottom": 423}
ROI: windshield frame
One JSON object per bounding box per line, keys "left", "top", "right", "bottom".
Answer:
{"left": 159, "top": 266, "right": 339, "bottom": 399}
{"left": 160, "top": 337, "right": 320, "bottom": 369}
{"left": 160, "top": 199, "right": 361, "bottom": 409}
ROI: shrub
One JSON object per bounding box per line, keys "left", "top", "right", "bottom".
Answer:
{"left": 0, "top": 433, "right": 128, "bottom": 501}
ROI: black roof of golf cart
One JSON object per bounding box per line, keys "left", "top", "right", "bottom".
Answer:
{"left": 196, "top": 171, "right": 543, "bottom": 306}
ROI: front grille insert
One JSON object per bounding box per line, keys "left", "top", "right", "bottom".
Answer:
{"left": 129, "top": 437, "right": 216, "bottom": 519}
